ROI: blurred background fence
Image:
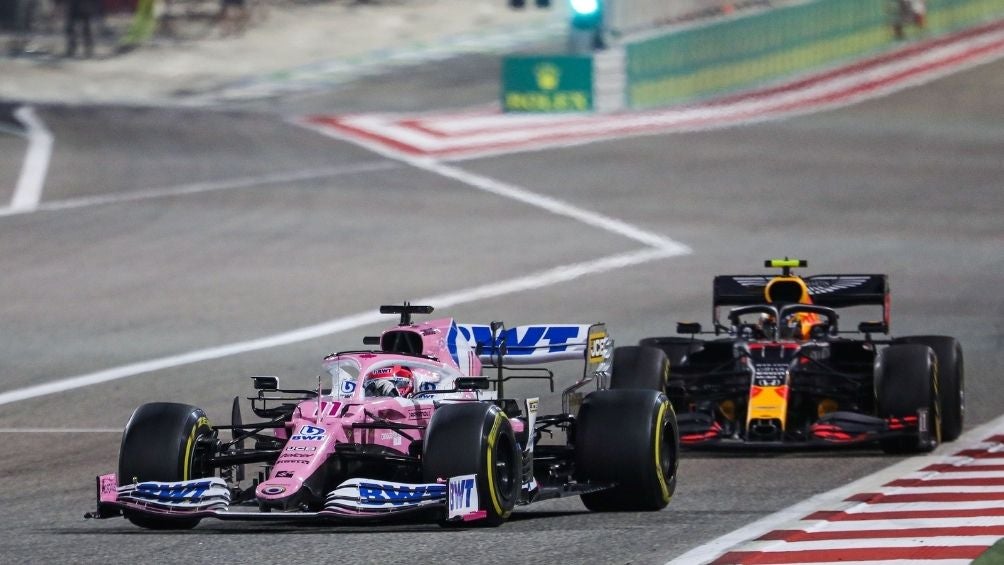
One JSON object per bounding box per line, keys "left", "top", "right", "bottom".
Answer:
{"left": 605, "top": 0, "right": 769, "bottom": 37}
{"left": 625, "top": 0, "right": 1004, "bottom": 108}
{"left": 2, "top": 0, "right": 300, "bottom": 56}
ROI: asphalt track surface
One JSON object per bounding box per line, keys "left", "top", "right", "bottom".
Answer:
{"left": 0, "top": 53, "right": 1003, "bottom": 565}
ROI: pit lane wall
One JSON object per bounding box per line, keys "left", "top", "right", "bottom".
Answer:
{"left": 605, "top": 0, "right": 760, "bottom": 37}
{"left": 502, "top": 0, "right": 1004, "bottom": 113}
{"left": 627, "top": 0, "right": 1004, "bottom": 109}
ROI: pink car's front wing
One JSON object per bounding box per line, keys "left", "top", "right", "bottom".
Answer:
{"left": 89, "top": 473, "right": 488, "bottom": 523}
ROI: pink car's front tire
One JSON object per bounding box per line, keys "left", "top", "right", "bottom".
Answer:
{"left": 422, "top": 402, "right": 520, "bottom": 527}
{"left": 118, "top": 402, "right": 216, "bottom": 529}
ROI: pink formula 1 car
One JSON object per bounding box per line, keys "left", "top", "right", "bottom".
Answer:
{"left": 87, "top": 304, "right": 679, "bottom": 529}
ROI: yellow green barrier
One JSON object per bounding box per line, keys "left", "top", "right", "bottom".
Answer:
{"left": 121, "top": 0, "right": 157, "bottom": 49}
{"left": 626, "top": 0, "right": 1004, "bottom": 109}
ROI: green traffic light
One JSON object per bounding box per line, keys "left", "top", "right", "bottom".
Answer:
{"left": 570, "top": 0, "right": 599, "bottom": 16}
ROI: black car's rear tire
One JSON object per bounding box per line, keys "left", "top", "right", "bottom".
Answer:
{"left": 638, "top": 337, "right": 702, "bottom": 370}
{"left": 895, "top": 335, "right": 964, "bottom": 442}
{"left": 610, "top": 345, "right": 669, "bottom": 391}
{"left": 875, "top": 344, "right": 940, "bottom": 454}
{"left": 575, "top": 389, "right": 678, "bottom": 511}
{"left": 423, "top": 402, "right": 520, "bottom": 527}
{"left": 118, "top": 402, "right": 216, "bottom": 530}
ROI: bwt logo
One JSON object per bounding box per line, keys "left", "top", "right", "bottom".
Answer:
{"left": 136, "top": 481, "right": 211, "bottom": 501}
{"left": 291, "top": 425, "right": 325, "bottom": 441}
{"left": 449, "top": 478, "right": 476, "bottom": 512}
{"left": 340, "top": 380, "right": 356, "bottom": 395}
{"left": 458, "top": 325, "right": 582, "bottom": 355}
{"left": 358, "top": 483, "right": 444, "bottom": 506}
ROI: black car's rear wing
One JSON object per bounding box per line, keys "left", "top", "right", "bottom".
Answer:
{"left": 713, "top": 274, "right": 890, "bottom": 329}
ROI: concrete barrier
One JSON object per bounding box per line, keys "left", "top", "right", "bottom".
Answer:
{"left": 502, "top": 0, "right": 1004, "bottom": 112}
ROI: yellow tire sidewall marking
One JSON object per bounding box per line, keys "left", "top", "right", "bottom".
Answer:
{"left": 183, "top": 416, "right": 210, "bottom": 480}
{"left": 653, "top": 401, "right": 671, "bottom": 503}
{"left": 485, "top": 411, "right": 510, "bottom": 517}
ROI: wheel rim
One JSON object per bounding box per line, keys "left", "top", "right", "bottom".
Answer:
{"left": 493, "top": 434, "right": 516, "bottom": 502}
{"left": 188, "top": 433, "right": 215, "bottom": 480}
{"left": 958, "top": 350, "right": 966, "bottom": 421}
{"left": 660, "top": 419, "right": 676, "bottom": 480}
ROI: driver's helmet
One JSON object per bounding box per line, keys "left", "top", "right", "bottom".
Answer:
{"left": 364, "top": 365, "right": 414, "bottom": 397}
{"left": 764, "top": 276, "right": 811, "bottom": 305}
{"left": 764, "top": 277, "right": 820, "bottom": 340}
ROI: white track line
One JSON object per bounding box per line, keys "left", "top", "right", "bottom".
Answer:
{"left": 0, "top": 130, "right": 690, "bottom": 406}
{"left": 0, "top": 247, "right": 682, "bottom": 406}
{"left": 416, "top": 159, "right": 689, "bottom": 252}
{"left": 5, "top": 106, "right": 52, "bottom": 214}
{"left": 295, "top": 117, "right": 692, "bottom": 253}
{"left": 665, "top": 413, "right": 1004, "bottom": 565}
{"left": 0, "top": 161, "right": 400, "bottom": 218}
{"left": 0, "top": 96, "right": 691, "bottom": 409}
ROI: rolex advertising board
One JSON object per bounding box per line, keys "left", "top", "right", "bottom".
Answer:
{"left": 502, "top": 55, "right": 594, "bottom": 113}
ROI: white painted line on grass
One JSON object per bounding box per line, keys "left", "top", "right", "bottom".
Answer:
{"left": 0, "top": 247, "right": 683, "bottom": 407}
{"left": 665, "top": 412, "right": 1004, "bottom": 565}
{"left": 5, "top": 106, "right": 52, "bottom": 214}
{"left": 0, "top": 161, "right": 400, "bottom": 217}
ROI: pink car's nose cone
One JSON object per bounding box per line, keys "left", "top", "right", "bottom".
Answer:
{"left": 256, "top": 423, "right": 334, "bottom": 509}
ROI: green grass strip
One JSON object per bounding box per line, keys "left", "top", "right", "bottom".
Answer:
{"left": 972, "top": 538, "right": 1004, "bottom": 565}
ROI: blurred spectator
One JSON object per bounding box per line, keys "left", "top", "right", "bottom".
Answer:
{"left": 65, "top": 0, "right": 100, "bottom": 57}
{"left": 6, "top": 0, "right": 36, "bottom": 56}
{"left": 218, "top": 0, "right": 249, "bottom": 37}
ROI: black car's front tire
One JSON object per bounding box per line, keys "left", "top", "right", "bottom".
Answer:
{"left": 118, "top": 402, "right": 216, "bottom": 529}
{"left": 875, "top": 344, "right": 941, "bottom": 454}
{"left": 895, "top": 335, "right": 964, "bottom": 442}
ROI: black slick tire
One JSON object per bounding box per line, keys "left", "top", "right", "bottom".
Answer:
{"left": 117, "top": 402, "right": 215, "bottom": 529}
{"left": 895, "top": 335, "right": 964, "bottom": 442}
{"left": 610, "top": 345, "right": 669, "bottom": 391}
{"left": 575, "top": 389, "right": 678, "bottom": 511}
{"left": 423, "top": 402, "right": 520, "bottom": 527}
{"left": 875, "top": 344, "right": 941, "bottom": 454}
{"left": 639, "top": 337, "right": 703, "bottom": 369}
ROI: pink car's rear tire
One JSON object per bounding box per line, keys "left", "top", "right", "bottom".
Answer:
{"left": 610, "top": 345, "right": 669, "bottom": 391}
{"left": 575, "top": 389, "right": 678, "bottom": 511}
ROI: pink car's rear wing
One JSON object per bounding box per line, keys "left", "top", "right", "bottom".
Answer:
{"left": 456, "top": 323, "right": 609, "bottom": 365}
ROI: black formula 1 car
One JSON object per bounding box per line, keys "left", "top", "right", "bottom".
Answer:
{"left": 636, "top": 259, "right": 964, "bottom": 453}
